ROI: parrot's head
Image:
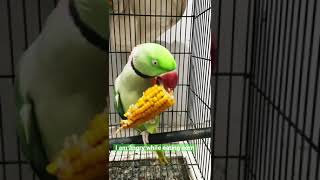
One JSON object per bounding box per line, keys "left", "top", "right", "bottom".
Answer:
{"left": 130, "top": 43, "right": 178, "bottom": 92}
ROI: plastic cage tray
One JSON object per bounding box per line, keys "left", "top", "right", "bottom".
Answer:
{"left": 109, "top": 157, "right": 191, "bottom": 180}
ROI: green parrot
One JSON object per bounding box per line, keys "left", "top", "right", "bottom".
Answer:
{"left": 114, "top": 43, "right": 178, "bottom": 165}
{"left": 15, "top": 0, "right": 111, "bottom": 179}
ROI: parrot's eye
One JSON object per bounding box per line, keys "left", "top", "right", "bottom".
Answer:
{"left": 152, "top": 60, "right": 158, "bottom": 66}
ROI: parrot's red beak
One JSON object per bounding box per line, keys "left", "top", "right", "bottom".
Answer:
{"left": 152, "top": 71, "right": 178, "bottom": 92}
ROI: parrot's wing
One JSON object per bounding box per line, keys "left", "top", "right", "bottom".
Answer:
{"left": 113, "top": 87, "right": 126, "bottom": 120}
{"left": 15, "top": 84, "right": 56, "bottom": 180}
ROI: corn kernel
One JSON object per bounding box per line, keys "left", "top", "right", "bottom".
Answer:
{"left": 119, "top": 85, "right": 175, "bottom": 130}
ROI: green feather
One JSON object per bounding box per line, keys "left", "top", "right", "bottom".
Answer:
{"left": 15, "top": 81, "right": 56, "bottom": 180}
{"left": 134, "top": 115, "right": 160, "bottom": 134}
{"left": 132, "top": 43, "right": 177, "bottom": 77}
{"left": 113, "top": 87, "right": 126, "bottom": 119}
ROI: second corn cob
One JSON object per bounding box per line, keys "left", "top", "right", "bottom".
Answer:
{"left": 46, "top": 113, "right": 108, "bottom": 180}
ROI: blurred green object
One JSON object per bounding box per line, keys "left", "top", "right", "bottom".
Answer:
{"left": 15, "top": 0, "right": 110, "bottom": 179}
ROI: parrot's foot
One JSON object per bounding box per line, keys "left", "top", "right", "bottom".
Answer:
{"left": 156, "top": 150, "right": 169, "bottom": 166}
{"left": 141, "top": 131, "right": 149, "bottom": 144}
{"left": 158, "top": 156, "right": 169, "bottom": 165}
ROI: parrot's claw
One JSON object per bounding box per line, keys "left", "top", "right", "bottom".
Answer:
{"left": 158, "top": 156, "right": 169, "bottom": 165}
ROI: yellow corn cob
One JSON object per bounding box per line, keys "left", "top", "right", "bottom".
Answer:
{"left": 117, "top": 84, "right": 175, "bottom": 132}
{"left": 46, "top": 113, "right": 108, "bottom": 180}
